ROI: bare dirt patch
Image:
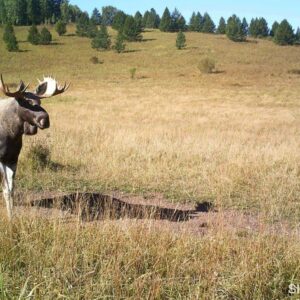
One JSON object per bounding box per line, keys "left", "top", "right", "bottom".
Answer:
{"left": 10, "top": 191, "right": 300, "bottom": 238}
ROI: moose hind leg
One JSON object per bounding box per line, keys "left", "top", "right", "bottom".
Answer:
{"left": 0, "top": 163, "right": 16, "bottom": 220}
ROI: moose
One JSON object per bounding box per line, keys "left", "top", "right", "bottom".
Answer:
{"left": 0, "top": 75, "right": 69, "bottom": 219}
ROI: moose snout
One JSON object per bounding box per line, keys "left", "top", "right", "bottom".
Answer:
{"left": 36, "top": 114, "right": 50, "bottom": 129}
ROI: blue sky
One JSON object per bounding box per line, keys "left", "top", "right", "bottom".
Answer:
{"left": 71, "top": 0, "right": 300, "bottom": 29}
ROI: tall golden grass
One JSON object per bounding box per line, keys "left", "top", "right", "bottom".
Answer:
{"left": 0, "top": 24, "right": 299, "bottom": 298}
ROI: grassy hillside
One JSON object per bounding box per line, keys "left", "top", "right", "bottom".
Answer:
{"left": 0, "top": 24, "right": 299, "bottom": 298}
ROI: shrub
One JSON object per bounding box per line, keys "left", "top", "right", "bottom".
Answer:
{"left": 176, "top": 30, "right": 186, "bottom": 50}
{"left": 198, "top": 57, "right": 215, "bottom": 74}
{"left": 130, "top": 68, "right": 137, "bottom": 79}
{"left": 3, "top": 23, "right": 19, "bottom": 52}
{"left": 91, "top": 25, "right": 111, "bottom": 51}
{"left": 27, "top": 143, "right": 51, "bottom": 171}
{"left": 3, "top": 24, "right": 19, "bottom": 52}
{"left": 39, "top": 27, "right": 52, "bottom": 45}
{"left": 27, "top": 25, "right": 40, "bottom": 45}
{"left": 114, "top": 32, "right": 126, "bottom": 53}
{"left": 90, "top": 56, "right": 99, "bottom": 64}
{"left": 55, "top": 20, "right": 67, "bottom": 36}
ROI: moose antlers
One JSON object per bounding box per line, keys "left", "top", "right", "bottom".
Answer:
{"left": 0, "top": 74, "right": 29, "bottom": 99}
{"left": 0, "top": 74, "right": 69, "bottom": 99}
{"left": 36, "top": 76, "right": 70, "bottom": 98}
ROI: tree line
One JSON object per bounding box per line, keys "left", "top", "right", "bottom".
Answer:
{"left": 1, "top": 2, "right": 299, "bottom": 51}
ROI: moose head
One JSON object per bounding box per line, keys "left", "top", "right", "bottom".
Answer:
{"left": 0, "top": 75, "right": 69, "bottom": 135}
{"left": 0, "top": 75, "right": 69, "bottom": 220}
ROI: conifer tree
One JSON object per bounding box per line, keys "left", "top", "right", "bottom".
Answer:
{"left": 189, "top": 12, "right": 196, "bottom": 31}
{"left": 114, "top": 31, "right": 126, "bottom": 53}
{"left": 27, "top": 0, "right": 41, "bottom": 24}
{"left": 274, "top": 19, "right": 295, "bottom": 45}
{"left": 27, "top": 24, "right": 40, "bottom": 44}
{"left": 217, "top": 17, "right": 226, "bottom": 34}
{"left": 39, "top": 27, "right": 52, "bottom": 44}
{"left": 112, "top": 11, "right": 127, "bottom": 32}
{"left": 55, "top": 19, "right": 67, "bottom": 35}
{"left": 15, "top": 0, "right": 28, "bottom": 25}
{"left": 3, "top": 23, "right": 19, "bottom": 51}
{"left": 241, "top": 17, "right": 248, "bottom": 36}
{"left": 176, "top": 30, "right": 186, "bottom": 49}
{"left": 0, "top": 0, "right": 7, "bottom": 24}
{"left": 171, "top": 8, "right": 186, "bottom": 31}
{"left": 201, "top": 13, "right": 215, "bottom": 33}
{"left": 146, "top": 8, "right": 160, "bottom": 28}
{"left": 91, "top": 8, "right": 101, "bottom": 25}
{"left": 159, "top": 7, "right": 172, "bottom": 32}
{"left": 249, "top": 17, "right": 269, "bottom": 38}
{"left": 134, "top": 11, "right": 143, "bottom": 29}
{"left": 270, "top": 21, "right": 279, "bottom": 36}
{"left": 142, "top": 11, "right": 150, "bottom": 28}
{"left": 295, "top": 27, "right": 300, "bottom": 44}
{"left": 91, "top": 25, "right": 111, "bottom": 50}
{"left": 76, "top": 12, "right": 96, "bottom": 38}
{"left": 123, "top": 15, "right": 142, "bottom": 41}
{"left": 226, "top": 15, "right": 246, "bottom": 42}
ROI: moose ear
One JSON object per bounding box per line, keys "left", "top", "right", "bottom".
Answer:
{"left": 35, "top": 82, "right": 48, "bottom": 96}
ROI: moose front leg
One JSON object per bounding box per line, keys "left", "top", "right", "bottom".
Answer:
{"left": 0, "top": 163, "right": 16, "bottom": 220}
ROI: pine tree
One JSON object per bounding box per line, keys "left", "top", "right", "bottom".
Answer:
{"left": 60, "top": 0, "right": 71, "bottom": 23}
{"left": 270, "top": 21, "right": 279, "bottom": 37}
{"left": 27, "top": 24, "right": 40, "bottom": 44}
{"left": 3, "top": 22, "right": 14, "bottom": 43}
{"left": 274, "top": 19, "right": 295, "bottom": 45}
{"left": 91, "top": 8, "right": 101, "bottom": 25}
{"left": 241, "top": 18, "right": 248, "bottom": 36}
{"left": 112, "top": 11, "right": 127, "bottom": 32}
{"left": 40, "top": 0, "right": 53, "bottom": 24}
{"left": 134, "top": 11, "right": 143, "bottom": 29}
{"left": 171, "top": 8, "right": 186, "bottom": 32}
{"left": 27, "top": 0, "right": 41, "bottom": 24}
{"left": 159, "top": 7, "right": 172, "bottom": 32}
{"left": 295, "top": 27, "right": 300, "bottom": 44}
{"left": 3, "top": 23, "right": 19, "bottom": 51}
{"left": 146, "top": 8, "right": 160, "bottom": 28}
{"left": 226, "top": 15, "right": 246, "bottom": 42}
{"left": 0, "top": 0, "right": 7, "bottom": 25}
{"left": 15, "top": 0, "right": 28, "bottom": 25}
{"left": 55, "top": 19, "right": 67, "bottom": 35}
{"left": 123, "top": 16, "right": 142, "bottom": 41}
{"left": 249, "top": 17, "right": 269, "bottom": 38}
{"left": 76, "top": 12, "right": 96, "bottom": 37}
{"left": 217, "top": 17, "right": 226, "bottom": 34}
{"left": 202, "top": 13, "right": 215, "bottom": 33}
{"left": 39, "top": 27, "right": 52, "bottom": 44}
{"left": 114, "top": 31, "right": 126, "bottom": 53}
{"left": 91, "top": 25, "right": 111, "bottom": 50}
{"left": 194, "top": 12, "right": 203, "bottom": 32}
{"left": 176, "top": 30, "right": 186, "bottom": 49}
{"left": 101, "top": 6, "right": 118, "bottom": 25}
{"left": 142, "top": 11, "right": 150, "bottom": 28}
{"left": 189, "top": 12, "right": 196, "bottom": 31}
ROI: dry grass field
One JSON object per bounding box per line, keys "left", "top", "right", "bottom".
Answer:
{"left": 0, "top": 24, "right": 299, "bottom": 298}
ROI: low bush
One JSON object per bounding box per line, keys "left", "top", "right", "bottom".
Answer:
{"left": 198, "top": 57, "right": 216, "bottom": 74}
